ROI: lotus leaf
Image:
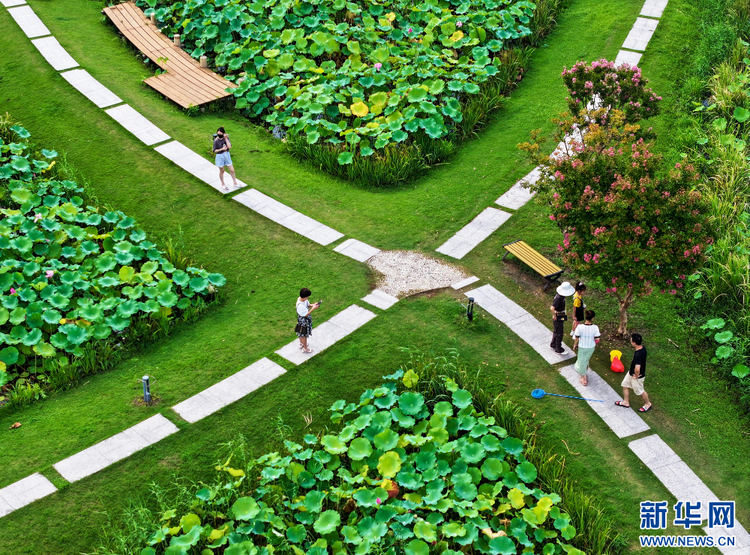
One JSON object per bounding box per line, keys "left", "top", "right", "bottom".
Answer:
{"left": 516, "top": 461, "right": 537, "bottom": 483}
{"left": 321, "top": 435, "right": 347, "bottom": 454}
{"left": 377, "top": 451, "right": 402, "bottom": 478}
{"left": 373, "top": 428, "right": 399, "bottom": 451}
{"left": 452, "top": 389, "right": 473, "bottom": 408}
{"left": 404, "top": 539, "right": 430, "bottom": 555}
{"left": 313, "top": 510, "right": 341, "bottom": 534}
{"left": 348, "top": 437, "right": 373, "bottom": 460}
{"left": 398, "top": 391, "right": 424, "bottom": 415}
{"left": 189, "top": 276, "right": 209, "bottom": 292}
{"left": 0, "top": 346, "right": 19, "bottom": 365}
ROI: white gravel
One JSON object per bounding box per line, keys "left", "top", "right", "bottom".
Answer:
{"left": 367, "top": 250, "right": 469, "bottom": 298}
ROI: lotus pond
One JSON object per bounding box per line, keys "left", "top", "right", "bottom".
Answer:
{"left": 139, "top": 0, "right": 537, "bottom": 168}
{"left": 139, "top": 370, "right": 583, "bottom": 555}
{"left": 0, "top": 124, "right": 225, "bottom": 401}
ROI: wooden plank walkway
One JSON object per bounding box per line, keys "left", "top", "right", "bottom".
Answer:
{"left": 102, "top": 2, "right": 235, "bottom": 108}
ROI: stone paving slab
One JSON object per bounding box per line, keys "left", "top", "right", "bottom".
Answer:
{"left": 7, "top": 5, "right": 49, "bottom": 38}
{"left": 53, "top": 414, "right": 178, "bottom": 483}
{"left": 60, "top": 69, "right": 122, "bottom": 108}
{"left": 451, "top": 276, "right": 480, "bottom": 290}
{"left": 1, "top": 0, "right": 27, "bottom": 6}
{"left": 560, "top": 364, "right": 650, "bottom": 437}
{"left": 640, "top": 0, "right": 669, "bottom": 18}
{"left": 173, "top": 357, "right": 286, "bottom": 423}
{"left": 628, "top": 434, "right": 681, "bottom": 469}
{"left": 233, "top": 189, "right": 344, "bottom": 245}
{"left": 105, "top": 104, "right": 170, "bottom": 146}
{"left": 0, "top": 473, "right": 56, "bottom": 518}
{"left": 361, "top": 289, "right": 399, "bottom": 310}
{"left": 30, "top": 36, "right": 78, "bottom": 71}
{"left": 465, "top": 285, "right": 575, "bottom": 364}
{"left": 154, "top": 141, "right": 248, "bottom": 194}
{"left": 276, "top": 304, "right": 376, "bottom": 365}
{"left": 615, "top": 49, "right": 643, "bottom": 67}
{"left": 495, "top": 167, "right": 539, "bottom": 210}
{"left": 334, "top": 238, "right": 381, "bottom": 262}
{"left": 622, "top": 17, "right": 659, "bottom": 51}
{"left": 436, "top": 207, "right": 511, "bottom": 260}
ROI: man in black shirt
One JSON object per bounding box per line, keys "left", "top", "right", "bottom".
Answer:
{"left": 549, "top": 282, "right": 575, "bottom": 353}
{"left": 615, "top": 333, "right": 652, "bottom": 412}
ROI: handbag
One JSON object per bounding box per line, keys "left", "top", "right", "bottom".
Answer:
{"left": 557, "top": 314, "right": 568, "bottom": 322}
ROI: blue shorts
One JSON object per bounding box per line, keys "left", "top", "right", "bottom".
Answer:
{"left": 215, "top": 152, "right": 233, "bottom": 167}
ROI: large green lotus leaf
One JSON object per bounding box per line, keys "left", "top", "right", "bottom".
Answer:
{"left": 141, "top": 261, "right": 159, "bottom": 275}
{"left": 377, "top": 451, "right": 402, "bottom": 478}
{"left": 398, "top": 391, "right": 424, "bottom": 415}
{"left": 359, "top": 517, "right": 388, "bottom": 541}
{"left": 63, "top": 325, "right": 88, "bottom": 345}
{"left": 313, "top": 510, "right": 341, "bottom": 534}
{"left": 0, "top": 275, "right": 13, "bottom": 293}
{"left": 374, "top": 390, "right": 397, "bottom": 409}
{"left": 11, "top": 237, "right": 33, "bottom": 253}
{"left": 488, "top": 536, "right": 516, "bottom": 555}
{"left": 231, "top": 497, "right": 260, "bottom": 520}
{"left": 208, "top": 273, "right": 226, "bottom": 287}
{"left": 516, "top": 461, "right": 537, "bottom": 483}
{"left": 169, "top": 525, "right": 201, "bottom": 548}
{"left": 286, "top": 524, "right": 306, "bottom": 543}
{"left": 105, "top": 315, "right": 131, "bottom": 331}
{"left": 158, "top": 292, "right": 179, "bottom": 308}
{"left": 413, "top": 520, "right": 437, "bottom": 542}
{"left": 303, "top": 490, "right": 325, "bottom": 513}
{"left": 481, "top": 434, "right": 502, "bottom": 451}
{"left": 189, "top": 276, "right": 208, "bottom": 292}
{"left": 26, "top": 312, "right": 43, "bottom": 328}
{"left": 0, "top": 347, "right": 19, "bottom": 365}
{"left": 502, "top": 437, "right": 523, "bottom": 455}
{"left": 452, "top": 389, "right": 473, "bottom": 408}
{"left": 117, "top": 300, "right": 140, "bottom": 318}
{"left": 321, "top": 435, "right": 347, "bottom": 454}
{"left": 119, "top": 266, "right": 136, "bottom": 283}
{"left": 391, "top": 407, "right": 415, "bottom": 428}
{"left": 79, "top": 305, "right": 103, "bottom": 322}
{"left": 9, "top": 307, "right": 26, "bottom": 325}
{"left": 341, "top": 525, "right": 361, "bottom": 545}
{"left": 49, "top": 332, "right": 68, "bottom": 349}
{"left": 373, "top": 428, "right": 399, "bottom": 451}
{"left": 407, "top": 88, "right": 428, "bottom": 102}
{"left": 98, "top": 276, "right": 119, "bottom": 288}
{"left": 22, "top": 261, "right": 40, "bottom": 277}
{"left": 80, "top": 241, "right": 99, "bottom": 255}
{"left": 460, "top": 442, "right": 486, "bottom": 464}
{"left": 0, "top": 307, "right": 8, "bottom": 326}
{"left": 404, "top": 539, "right": 429, "bottom": 555}
{"left": 10, "top": 157, "right": 30, "bottom": 173}
{"left": 95, "top": 253, "right": 117, "bottom": 273}
{"left": 481, "top": 458, "right": 505, "bottom": 480}
{"left": 348, "top": 437, "right": 373, "bottom": 461}
{"left": 92, "top": 323, "right": 112, "bottom": 340}
{"left": 441, "top": 522, "right": 466, "bottom": 538}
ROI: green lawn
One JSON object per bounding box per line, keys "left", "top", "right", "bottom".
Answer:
{"left": 1, "top": 0, "right": 749, "bottom": 553}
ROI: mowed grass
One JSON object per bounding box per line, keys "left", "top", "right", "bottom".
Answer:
{"left": 0, "top": 295, "right": 699, "bottom": 554}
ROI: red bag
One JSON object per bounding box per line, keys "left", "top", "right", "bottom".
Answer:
{"left": 611, "top": 357, "right": 625, "bottom": 373}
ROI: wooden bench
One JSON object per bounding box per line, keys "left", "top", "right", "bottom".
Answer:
{"left": 103, "top": 2, "right": 236, "bottom": 108}
{"left": 502, "top": 240, "right": 564, "bottom": 291}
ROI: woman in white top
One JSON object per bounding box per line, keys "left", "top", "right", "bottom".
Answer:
{"left": 296, "top": 287, "right": 320, "bottom": 353}
{"left": 573, "top": 309, "right": 601, "bottom": 386}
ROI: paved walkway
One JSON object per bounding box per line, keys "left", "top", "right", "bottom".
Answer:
{"left": 173, "top": 358, "right": 286, "bottom": 423}
{"left": 52, "top": 415, "right": 179, "bottom": 483}
{"left": 334, "top": 238, "right": 381, "bottom": 262}
{"left": 436, "top": 207, "right": 512, "bottom": 260}
{"left": 276, "top": 305, "right": 377, "bottom": 365}
{"left": 0, "top": 473, "right": 56, "bottom": 518}
{"left": 615, "top": 0, "right": 667, "bottom": 65}
{"left": 465, "top": 284, "right": 575, "bottom": 364}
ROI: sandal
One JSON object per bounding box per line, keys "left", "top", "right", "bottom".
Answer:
{"left": 303, "top": 347, "right": 314, "bottom": 354}
{"left": 639, "top": 405, "right": 652, "bottom": 412}
{"left": 615, "top": 401, "right": 630, "bottom": 408}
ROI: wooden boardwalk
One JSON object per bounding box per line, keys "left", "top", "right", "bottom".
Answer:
{"left": 103, "top": 2, "right": 235, "bottom": 108}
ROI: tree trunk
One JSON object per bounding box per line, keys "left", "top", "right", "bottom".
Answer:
{"left": 617, "top": 289, "right": 635, "bottom": 336}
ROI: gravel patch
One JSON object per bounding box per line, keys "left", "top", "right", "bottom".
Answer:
{"left": 367, "top": 250, "right": 469, "bottom": 298}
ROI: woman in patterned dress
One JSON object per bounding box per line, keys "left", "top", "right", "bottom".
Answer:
{"left": 296, "top": 288, "right": 320, "bottom": 354}
{"left": 573, "top": 309, "right": 601, "bottom": 386}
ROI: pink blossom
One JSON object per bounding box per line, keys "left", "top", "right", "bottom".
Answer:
{"left": 583, "top": 253, "right": 592, "bottom": 262}
{"left": 554, "top": 170, "right": 565, "bottom": 181}
{"left": 33, "top": 213, "right": 43, "bottom": 222}
{"left": 376, "top": 498, "right": 382, "bottom": 505}
{"left": 549, "top": 214, "right": 556, "bottom": 221}
{"left": 456, "top": 21, "right": 463, "bottom": 27}
{"left": 374, "top": 63, "right": 382, "bottom": 70}
{"left": 10, "top": 288, "right": 16, "bottom": 295}
{"left": 670, "top": 289, "right": 677, "bottom": 295}
{"left": 45, "top": 270, "right": 54, "bottom": 278}
{"left": 593, "top": 254, "right": 600, "bottom": 263}
{"left": 407, "top": 28, "right": 412, "bottom": 33}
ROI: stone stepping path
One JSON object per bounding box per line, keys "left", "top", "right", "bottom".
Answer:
{"left": 1, "top": 0, "right": 26, "bottom": 7}
{"left": 615, "top": 50, "right": 643, "bottom": 67}
{"left": 451, "top": 276, "right": 480, "bottom": 290}
{"left": 105, "top": 104, "right": 170, "bottom": 146}
{"left": 629, "top": 435, "right": 750, "bottom": 554}
{"left": 558, "top": 364, "right": 650, "bottom": 438}
{"left": 334, "top": 238, "right": 381, "bottom": 262}
{"left": 173, "top": 358, "right": 286, "bottom": 424}
{"left": 361, "top": 289, "right": 399, "bottom": 310}
{"left": 60, "top": 69, "right": 122, "bottom": 109}
{"left": 155, "top": 140, "right": 245, "bottom": 195}
{"left": 465, "top": 284, "right": 575, "bottom": 364}
{"left": 276, "top": 305, "right": 376, "bottom": 365}
{"left": 7, "top": 5, "right": 49, "bottom": 38}
{"left": 31, "top": 36, "right": 78, "bottom": 71}
{"left": 436, "top": 207, "right": 512, "bottom": 260}
{"left": 0, "top": 473, "right": 56, "bottom": 518}
{"left": 641, "top": 0, "right": 669, "bottom": 18}
{"left": 52, "top": 415, "right": 179, "bottom": 483}
{"left": 234, "top": 188, "right": 344, "bottom": 245}
{"left": 496, "top": 167, "right": 539, "bottom": 210}
{"left": 622, "top": 17, "right": 659, "bottom": 52}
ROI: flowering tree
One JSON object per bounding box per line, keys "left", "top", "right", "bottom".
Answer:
{"left": 519, "top": 63, "right": 714, "bottom": 335}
